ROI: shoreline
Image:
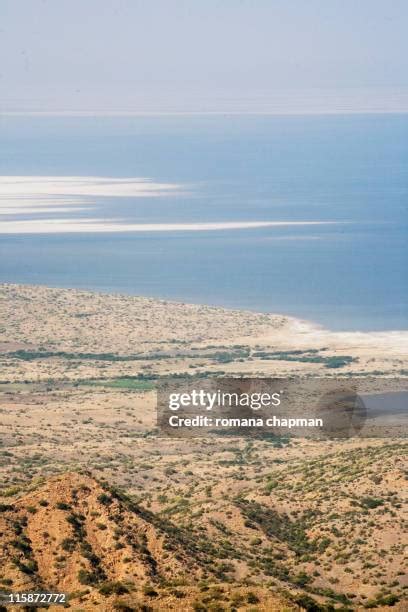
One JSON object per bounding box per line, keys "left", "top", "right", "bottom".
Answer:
{"left": 1, "top": 281, "right": 406, "bottom": 336}
{"left": 1, "top": 284, "right": 407, "bottom": 375}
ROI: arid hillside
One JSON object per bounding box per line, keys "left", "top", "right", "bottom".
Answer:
{"left": 0, "top": 472, "right": 297, "bottom": 611}
{"left": 1, "top": 439, "right": 407, "bottom": 611}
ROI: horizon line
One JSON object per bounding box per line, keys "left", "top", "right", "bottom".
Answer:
{"left": 1, "top": 109, "right": 408, "bottom": 118}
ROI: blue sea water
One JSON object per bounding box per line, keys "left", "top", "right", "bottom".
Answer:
{"left": 0, "top": 114, "right": 407, "bottom": 331}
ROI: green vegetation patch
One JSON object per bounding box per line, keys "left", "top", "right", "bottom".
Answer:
{"left": 236, "top": 499, "right": 316, "bottom": 556}
{"left": 80, "top": 378, "right": 156, "bottom": 390}
{"left": 7, "top": 350, "right": 143, "bottom": 362}
{"left": 252, "top": 349, "right": 356, "bottom": 368}
{"left": 6, "top": 347, "right": 250, "bottom": 364}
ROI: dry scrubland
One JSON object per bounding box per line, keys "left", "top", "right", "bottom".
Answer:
{"left": 0, "top": 284, "right": 407, "bottom": 612}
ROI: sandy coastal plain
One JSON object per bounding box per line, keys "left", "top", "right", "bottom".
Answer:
{"left": 0, "top": 284, "right": 407, "bottom": 611}
{"left": 1, "top": 283, "right": 407, "bottom": 381}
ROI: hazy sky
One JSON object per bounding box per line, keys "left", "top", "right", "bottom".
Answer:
{"left": 1, "top": 0, "right": 408, "bottom": 113}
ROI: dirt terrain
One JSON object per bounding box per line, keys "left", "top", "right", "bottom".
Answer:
{"left": 0, "top": 284, "right": 407, "bottom": 611}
